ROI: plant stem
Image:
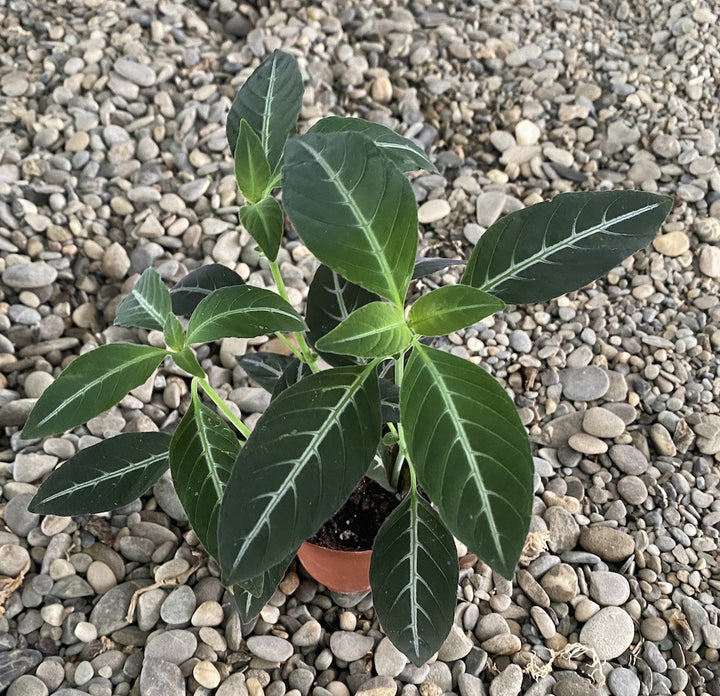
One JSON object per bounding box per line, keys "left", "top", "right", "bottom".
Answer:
{"left": 392, "top": 350, "right": 419, "bottom": 492}
{"left": 198, "top": 377, "right": 251, "bottom": 439}
{"left": 268, "top": 258, "right": 319, "bottom": 372}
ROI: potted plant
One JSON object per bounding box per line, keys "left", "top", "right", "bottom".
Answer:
{"left": 20, "top": 50, "right": 672, "bottom": 665}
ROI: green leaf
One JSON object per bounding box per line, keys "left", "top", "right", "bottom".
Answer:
{"left": 236, "top": 352, "right": 297, "bottom": 392}
{"left": 186, "top": 286, "right": 306, "bottom": 344}
{"left": 239, "top": 196, "right": 284, "bottom": 261}
{"left": 315, "top": 302, "right": 412, "bottom": 358}
{"left": 28, "top": 433, "right": 171, "bottom": 514}
{"left": 413, "top": 257, "right": 466, "bottom": 280}
{"left": 226, "top": 50, "right": 303, "bottom": 172}
{"left": 171, "top": 346, "right": 205, "bottom": 379}
{"left": 171, "top": 264, "right": 245, "bottom": 316}
{"left": 114, "top": 268, "right": 172, "bottom": 331}
{"left": 163, "top": 314, "right": 186, "bottom": 352}
{"left": 233, "top": 551, "right": 296, "bottom": 622}
{"left": 306, "top": 265, "right": 380, "bottom": 367}
{"left": 283, "top": 131, "right": 418, "bottom": 306}
{"left": 271, "top": 359, "right": 314, "bottom": 399}
{"left": 370, "top": 492, "right": 458, "bottom": 666}
{"left": 462, "top": 191, "right": 673, "bottom": 304}
{"left": 21, "top": 345, "right": 167, "bottom": 440}
{"left": 169, "top": 389, "right": 240, "bottom": 559}
{"left": 308, "top": 116, "right": 437, "bottom": 173}
{"left": 218, "top": 365, "right": 381, "bottom": 583}
{"left": 400, "top": 344, "right": 533, "bottom": 578}
{"left": 379, "top": 377, "right": 399, "bottom": 424}
{"left": 408, "top": 285, "right": 505, "bottom": 336}
{"left": 234, "top": 119, "right": 271, "bottom": 204}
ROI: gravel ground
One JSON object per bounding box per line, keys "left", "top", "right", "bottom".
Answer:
{"left": 0, "top": 0, "right": 719, "bottom": 695}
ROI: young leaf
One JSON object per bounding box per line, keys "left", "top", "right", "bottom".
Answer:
{"left": 233, "top": 551, "right": 296, "bottom": 622}
{"left": 413, "top": 257, "right": 466, "bottom": 280}
{"left": 408, "top": 285, "right": 505, "bottom": 336}
{"left": 306, "top": 265, "right": 379, "bottom": 367}
{"left": 169, "top": 390, "right": 240, "bottom": 559}
{"left": 315, "top": 302, "right": 412, "bottom": 358}
{"left": 400, "top": 344, "right": 533, "bottom": 579}
{"left": 370, "top": 492, "right": 458, "bottom": 666}
{"left": 308, "top": 116, "right": 437, "bottom": 173}
{"left": 218, "top": 365, "right": 381, "bottom": 584}
{"left": 171, "top": 347, "right": 205, "bottom": 379}
{"left": 186, "top": 286, "right": 306, "bottom": 344}
{"left": 234, "top": 119, "right": 271, "bottom": 204}
{"left": 236, "top": 352, "right": 297, "bottom": 392}
{"left": 163, "top": 314, "right": 186, "bottom": 352}
{"left": 21, "top": 345, "right": 167, "bottom": 440}
{"left": 114, "top": 268, "right": 172, "bottom": 331}
{"left": 226, "top": 50, "right": 303, "bottom": 172}
{"left": 28, "top": 433, "right": 171, "bottom": 515}
{"left": 239, "top": 196, "right": 284, "bottom": 262}
{"left": 171, "top": 264, "right": 245, "bottom": 316}
{"left": 283, "top": 131, "right": 418, "bottom": 307}
{"left": 271, "top": 359, "right": 314, "bottom": 399}
{"left": 462, "top": 191, "right": 673, "bottom": 304}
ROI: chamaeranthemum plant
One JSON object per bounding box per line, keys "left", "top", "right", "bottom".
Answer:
{"left": 21, "top": 50, "right": 672, "bottom": 664}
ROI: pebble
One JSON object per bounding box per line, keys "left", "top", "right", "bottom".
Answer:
{"left": 652, "top": 231, "right": 690, "bottom": 257}
{"left": 488, "top": 664, "right": 523, "bottom": 696}
{"left": 588, "top": 571, "right": 630, "bottom": 606}
{"left": 357, "top": 676, "right": 397, "bottom": 696}
{"left": 12, "top": 452, "right": 58, "bottom": 483}
{"left": 0, "top": 650, "right": 42, "bottom": 691}
{"left": 616, "top": 475, "right": 647, "bottom": 505}
{"left": 540, "top": 563, "right": 578, "bottom": 602}
{"left": 607, "top": 668, "right": 640, "bottom": 696}
{"left": 699, "top": 244, "right": 720, "bottom": 278}
{"left": 418, "top": 199, "right": 451, "bottom": 224}
{"left": 0, "top": 544, "right": 30, "bottom": 576}
{"left": 608, "top": 445, "right": 648, "bottom": 475}
{"left": 579, "top": 607, "right": 634, "bottom": 660}
{"left": 582, "top": 407, "right": 625, "bottom": 438}
{"left": 579, "top": 527, "right": 635, "bottom": 562}
{"left": 194, "top": 661, "right": 221, "bottom": 689}
{"left": 2, "top": 262, "right": 58, "bottom": 289}
{"left": 559, "top": 367, "right": 609, "bottom": 401}
{"left": 247, "top": 636, "right": 295, "bottom": 663}
{"left": 437, "top": 624, "right": 473, "bottom": 661}
{"left": 114, "top": 57, "right": 157, "bottom": 87}
{"left": 140, "top": 658, "right": 185, "bottom": 696}
{"left": 6, "top": 674, "right": 48, "bottom": 696}
{"left": 374, "top": 637, "right": 407, "bottom": 677}
{"left": 90, "top": 580, "right": 152, "bottom": 635}
{"left": 160, "top": 585, "right": 196, "bottom": 624}
{"left": 475, "top": 191, "right": 506, "bottom": 227}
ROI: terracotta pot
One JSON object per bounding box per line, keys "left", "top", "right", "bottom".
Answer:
{"left": 297, "top": 541, "right": 372, "bottom": 593}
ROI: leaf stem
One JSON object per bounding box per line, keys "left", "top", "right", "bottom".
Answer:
{"left": 198, "top": 378, "right": 251, "bottom": 439}
{"left": 268, "top": 259, "right": 319, "bottom": 372}
{"left": 392, "top": 350, "right": 418, "bottom": 492}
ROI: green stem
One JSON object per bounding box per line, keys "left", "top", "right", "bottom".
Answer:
{"left": 392, "top": 350, "right": 418, "bottom": 492}
{"left": 268, "top": 259, "right": 319, "bottom": 372}
{"left": 198, "top": 378, "right": 251, "bottom": 439}
{"left": 273, "top": 332, "right": 304, "bottom": 361}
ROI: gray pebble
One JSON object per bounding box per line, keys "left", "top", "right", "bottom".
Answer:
{"left": 559, "top": 367, "right": 609, "bottom": 401}
{"left": 13, "top": 452, "right": 58, "bottom": 483}
{"left": 488, "top": 663, "right": 523, "bottom": 696}
{"left": 4, "top": 494, "right": 40, "bottom": 537}
{"left": 374, "top": 636, "right": 406, "bottom": 678}
{"left": 145, "top": 629, "right": 198, "bottom": 665}
{"left": 609, "top": 445, "right": 648, "bottom": 475}
{"left": 90, "top": 580, "right": 152, "bottom": 635}
{"left": 329, "top": 631, "right": 374, "bottom": 662}
{"left": 2, "top": 262, "right": 57, "bottom": 289}
{"left": 140, "top": 658, "right": 185, "bottom": 696}
{"left": 579, "top": 607, "right": 634, "bottom": 660}
{"left": 246, "top": 635, "right": 294, "bottom": 663}
{"left": 160, "top": 585, "right": 196, "bottom": 625}
{"left": 588, "top": 571, "right": 630, "bottom": 606}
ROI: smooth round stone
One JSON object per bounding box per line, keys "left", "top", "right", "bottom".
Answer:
{"left": 651, "top": 134, "right": 681, "bottom": 159}
{"left": 652, "top": 231, "right": 689, "bottom": 257}
{"left": 544, "top": 506, "right": 580, "bottom": 554}
{"left": 86, "top": 561, "right": 117, "bottom": 594}
{"left": 0, "top": 544, "right": 30, "bottom": 576}
{"left": 579, "top": 607, "right": 634, "bottom": 660}
{"left": 588, "top": 571, "right": 630, "bottom": 606}
{"left": 437, "top": 624, "right": 473, "bottom": 661}
{"left": 515, "top": 119, "right": 540, "bottom": 146}
{"left": 13, "top": 452, "right": 58, "bottom": 483}
{"left": 607, "top": 667, "right": 640, "bottom": 696}
{"left": 329, "top": 631, "right": 374, "bottom": 662}
{"left": 559, "top": 367, "right": 609, "bottom": 401}
{"left": 617, "top": 476, "right": 648, "bottom": 505}
{"left": 73, "top": 661, "right": 93, "bottom": 685}
{"left": 530, "top": 606, "right": 556, "bottom": 639}
{"left": 246, "top": 636, "right": 294, "bottom": 663}
{"left": 357, "top": 676, "right": 396, "bottom": 696}
{"left": 609, "top": 445, "right": 648, "bottom": 475}
{"left": 4, "top": 494, "right": 40, "bottom": 537}
{"left": 640, "top": 616, "right": 668, "bottom": 641}
{"left": 540, "top": 563, "right": 578, "bottom": 603}
{"left": 23, "top": 372, "right": 55, "bottom": 399}
{"left": 479, "top": 633, "right": 521, "bottom": 656}
{"left": 292, "top": 620, "right": 322, "bottom": 648}
{"left": 102, "top": 243, "right": 131, "bottom": 280}
{"left": 144, "top": 630, "right": 197, "bottom": 665}
{"left": 160, "top": 585, "right": 196, "bottom": 625}
{"left": 140, "top": 658, "right": 185, "bottom": 696}
{"left": 574, "top": 599, "right": 600, "bottom": 623}
{"left": 191, "top": 600, "right": 224, "bottom": 627}
{"left": 579, "top": 527, "right": 635, "bottom": 562}
{"left": 488, "top": 663, "right": 522, "bottom": 696}
{"left": 475, "top": 191, "right": 506, "bottom": 227}
{"left": 74, "top": 622, "right": 97, "bottom": 643}
{"left": 417, "top": 199, "right": 450, "bottom": 224}
{"left": 568, "top": 433, "right": 607, "bottom": 455}
{"left": 194, "top": 660, "right": 221, "bottom": 689}
{"left": 7, "top": 674, "right": 48, "bottom": 696}
{"left": 582, "top": 407, "right": 625, "bottom": 438}
{"left": 374, "top": 637, "right": 406, "bottom": 677}
{"left": 114, "top": 57, "right": 157, "bottom": 87}
{"left": 699, "top": 245, "right": 720, "bottom": 278}
{"left": 2, "top": 262, "right": 58, "bottom": 289}
{"left": 508, "top": 330, "right": 532, "bottom": 353}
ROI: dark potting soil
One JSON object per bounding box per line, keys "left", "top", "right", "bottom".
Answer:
{"left": 308, "top": 477, "right": 401, "bottom": 551}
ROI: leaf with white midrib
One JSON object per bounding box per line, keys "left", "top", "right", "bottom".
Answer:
{"left": 218, "top": 364, "right": 381, "bottom": 584}
{"left": 29, "top": 433, "right": 171, "bottom": 514}
{"left": 463, "top": 191, "right": 672, "bottom": 304}
{"left": 370, "top": 492, "right": 458, "bottom": 666}
{"left": 114, "top": 268, "right": 172, "bottom": 331}
{"left": 169, "top": 390, "right": 239, "bottom": 559}
{"left": 400, "top": 343, "right": 533, "bottom": 578}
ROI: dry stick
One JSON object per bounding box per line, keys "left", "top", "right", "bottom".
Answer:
{"left": 126, "top": 553, "right": 204, "bottom": 623}
{"left": 0, "top": 558, "right": 31, "bottom": 618}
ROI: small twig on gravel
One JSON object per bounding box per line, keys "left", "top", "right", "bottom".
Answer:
{"left": 519, "top": 529, "right": 551, "bottom": 566}
{"left": 0, "top": 558, "right": 31, "bottom": 619}
{"left": 126, "top": 553, "right": 204, "bottom": 623}
{"left": 525, "top": 643, "right": 605, "bottom": 686}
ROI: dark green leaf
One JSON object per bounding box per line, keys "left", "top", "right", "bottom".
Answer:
{"left": 315, "top": 302, "right": 412, "bottom": 358}
{"left": 306, "top": 265, "right": 379, "bottom": 367}
{"left": 169, "top": 390, "right": 240, "bottom": 559}
{"left": 379, "top": 378, "right": 399, "bottom": 424}
{"left": 283, "top": 132, "right": 418, "bottom": 306}
{"left": 370, "top": 492, "right": 458, "bottom": 665}
{"left": 218, "top": 365, "right": 381, "bottom": 583}
{"left": 236, "top": 352, "right": 297, "bottom": 392}
{"left": 233, "top": 552, "right": 296, "bottom": 622}
{"left": 240, "top": 196, "right": 284, "bottom": 261}
{"left": 226, "top": 50, "right": 303, "bottom": 171}
{"left": 114, "top": 268, "right": 172, "bottom": 331}
{"left": 21, "top": 345, "right": 167, "bottom": 440}
{"left": 271, "top": 359, "right": 314, "bottom": 399}
{"left": 400, "top": 344, "right": 533, "bottom": 578}
{"left": 413, "top": 257, "right": 466, "bottom": 280}
{"left": 308, "top": 116, "right": 437, "bottom": 173}
{"left": 171, "top": 264, "right": 245, "bottom": 316}
{"left": 408, "top": 285, "right": 505, "bottom": 336}
{"left": 28, "top": 433, "right": 171, "bottom": 514}
{"left": 171, "top": 346, "right": 205, "bottom": 379}
{"left": 186, "top": 286, "right": 306, "bottom": 344}
{"left": 163, "top": 314, "right": 186, "bottom": 352}
{"left": 462, "top": 191, "right": 673, "bottom": 304}
{"left": 234, "top": 119, "right": 271, "bottom": 204}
